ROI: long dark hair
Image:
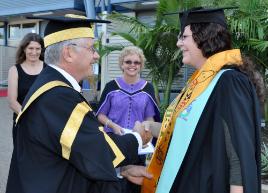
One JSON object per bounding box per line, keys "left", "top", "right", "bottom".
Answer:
{"left": 16, "top": 33, "right": 44, "bottom": 64}
{"left": 190, "top": 23, "right": 265, "bottom": 103}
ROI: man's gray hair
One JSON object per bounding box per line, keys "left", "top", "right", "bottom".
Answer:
{"left": 44, "top": 38, "right": 84, "bottom": 65}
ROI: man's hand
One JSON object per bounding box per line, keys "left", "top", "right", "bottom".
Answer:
{"left": 120, "top": 165, "right": 153, "bottom": 185}
{"left": 133, "top": 121, "right": 152, "bottom": 145}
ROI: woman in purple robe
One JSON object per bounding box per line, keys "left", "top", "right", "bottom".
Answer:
{"left": 96, "top": 46, "right": 160, "bottom": 135}
{"left": 96, "top": 46, "right": 160, "bottom": 193}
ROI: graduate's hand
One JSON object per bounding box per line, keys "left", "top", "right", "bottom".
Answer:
{"left": 133, "top": 121, "right": 152, "bottom": 145}
{"left": 141, "top": 121, "right": 161, "bottom": 138}
{"left": 120, "top": 165, "right": 153, "bottom": 185}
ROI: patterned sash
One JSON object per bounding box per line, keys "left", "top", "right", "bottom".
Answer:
{"left": 156, "top": 69, "right": 228, "bottom": 192}
{"left": 141, "top": 49, "right": 242, "bottom": 193}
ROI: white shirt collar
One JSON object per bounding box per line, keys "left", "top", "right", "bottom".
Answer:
{"left": 49, "top": 64, "right": 81, "bottom": 92}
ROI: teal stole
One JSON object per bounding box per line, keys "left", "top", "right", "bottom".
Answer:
{"left": 156, "top": 69, "right": 228, "bottom": 193}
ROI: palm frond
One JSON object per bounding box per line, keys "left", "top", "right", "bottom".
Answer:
{"left": 111, "top": 32, "right": 137, "bottom": 45}
{"left": 98, "top": 45, "right": 124, "bottom": 57}
{"left": 248, "top": 39, "right": 268, "bottom": 52}
{"left": 108, "top": 12, "right": 149, "bottom": 34}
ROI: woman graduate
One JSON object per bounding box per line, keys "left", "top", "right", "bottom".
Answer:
{"left": 122, "top": 7, "right": 265, "bottom": 193}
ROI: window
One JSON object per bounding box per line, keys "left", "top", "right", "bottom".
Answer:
{"left": 8, "top": 22, "right": 37, "bottom": 39}
{"left": 22, "top": 23, "right": 37, "bottom": 36}
{"left": 0, "top": 23, "right": 4, "bottom": 40}
{"left": 9, "top": 24, "right": 20, "bottom": 39}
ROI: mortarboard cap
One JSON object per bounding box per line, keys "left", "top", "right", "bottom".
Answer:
{"left": 27, "top": 14, "right": 111, "bottom": 48}
{"left": 179, "top": 7, "right": 227, "bottom": 32}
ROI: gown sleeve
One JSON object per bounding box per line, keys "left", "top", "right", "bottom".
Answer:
{"left": 218, "top": 70, "right": 261, "bottom": 193}
{"left": 33, "top": 86, "right": 140, "bottom": 181}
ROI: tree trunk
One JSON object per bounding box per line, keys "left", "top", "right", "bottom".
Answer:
{"left": 152, "top": 78, "right": 160, "bottom": 106}
{"left": 163, "top": 63, "right": 174, "bottom": 111}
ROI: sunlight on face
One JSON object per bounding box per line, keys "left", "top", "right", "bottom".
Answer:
{"left": 177, "top": 26, "right": 207, "bottom": 69}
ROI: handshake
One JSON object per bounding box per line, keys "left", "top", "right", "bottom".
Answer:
{"left": 132, "top": 120, "right": 161, "bottom": 146}
{"left": 119, "top": 120, "right": 162, "bottom": 185}
{"left": 132, "top": 121, "right": 152, "bottom": 146}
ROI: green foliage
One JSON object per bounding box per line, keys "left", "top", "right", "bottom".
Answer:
{"left": 262, "top": 142, "right": 268, "bottom": 178}
{"left": 229, "top": 3, "right": 268, "bottom": 129}
{"left": 248, "top": 39, "right": 268, "bottom": 53}
{"left": 95, "top": 32, "right": 125, "bottom": 65}
{"left": 228, "top": 0, "right": 268, "bottom": 71}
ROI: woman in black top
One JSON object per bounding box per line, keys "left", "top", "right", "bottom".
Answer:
{"left": 7, "top": 33, "right": 46, "bottom": 144}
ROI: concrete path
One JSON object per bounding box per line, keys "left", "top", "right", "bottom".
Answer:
{"left": 0, "top": 97, "right": 12, "bottom": 193}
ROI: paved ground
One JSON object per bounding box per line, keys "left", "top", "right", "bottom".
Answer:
{"left": 0, "top": 97, "right": 12, "bottom": 193}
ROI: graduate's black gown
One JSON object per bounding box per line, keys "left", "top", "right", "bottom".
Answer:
{"left": 169, "top": 69, "right": 261, "bottom": 193}
{"left": 6, "top": 66, "right": 141, "bottom": 193}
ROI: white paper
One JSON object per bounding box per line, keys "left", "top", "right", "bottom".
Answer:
{"left": 123, "top": 128, "right": 155, "bottom": 155}
{"left": 139, "top": 141, "right": 155, "bottom": 155}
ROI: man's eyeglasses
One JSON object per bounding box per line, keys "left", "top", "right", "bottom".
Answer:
{"left": 124, "top": 60, "right": 141, "bottom": 65}
{"left": 68, "top": 43, "right": 96, "bottom": 54}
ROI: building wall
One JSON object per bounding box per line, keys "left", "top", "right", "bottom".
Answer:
{"left": 0, "top": 46, "right": 16, "bottom": 86}
{"left": 0, "top": 0, "right": 86, "bottom": 87}
{"left": 0, "top": 0, "right": 84, "bottom": 16}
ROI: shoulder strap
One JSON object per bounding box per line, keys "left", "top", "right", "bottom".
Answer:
{"left": 15, "top": 64, "right": 23, "bottom": 76}
{"left": 15, "top": 80, "right": 71, "bottom": 124}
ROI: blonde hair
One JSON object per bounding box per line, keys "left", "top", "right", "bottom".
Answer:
{"left": 118, "top": 46, "right": 146, "bottom": 70}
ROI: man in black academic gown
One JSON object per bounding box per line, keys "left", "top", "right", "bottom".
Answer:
{"left": 6, "top": 15, "right": 152, "bottom": 193}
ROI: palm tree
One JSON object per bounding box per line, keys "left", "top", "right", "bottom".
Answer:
{"left": 227, "top": 0, "right": 268, "bottom": 124}
{"left": 108, "top": 0, "right": 182, "bottom": 116}
{"left": 228, "top": 0, "right": 268, "bottom": 68}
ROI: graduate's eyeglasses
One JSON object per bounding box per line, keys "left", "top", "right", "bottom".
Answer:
{"left": 177, "top": 34, "right": 192, "bottom": 41}
{"left": 124, "top": 60, "right": 141, "bottom": 65}
{"left": 68, "top": 43, "right": 96, "bottom": 54}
